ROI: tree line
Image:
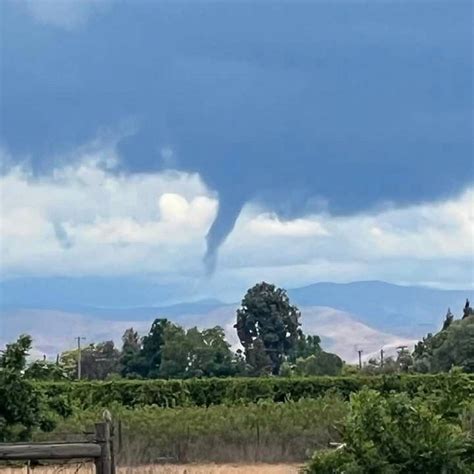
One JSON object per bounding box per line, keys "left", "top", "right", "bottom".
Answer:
{"left": 360, "top": 298, "right": 474, "bottom": 375}
{"left": 7, "top": 282, "right": 474, "bottom": 382}
{"left": 26, "top": 282, "right": 344, "bottom": 380}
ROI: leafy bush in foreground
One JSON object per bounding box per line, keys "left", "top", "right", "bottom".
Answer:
{"left": 0, "top": 335, "right": 72, "bottom": 441}
{"left": 305, "top": 387, "right": 473, "bottom": 473}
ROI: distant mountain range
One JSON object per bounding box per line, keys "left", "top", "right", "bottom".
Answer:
{"left": 288, "top": 281, "right": 471, "bottom": 336}
{"left": 0, "top": 305, "right": 417, "bottom": 364}
{"left": 1, "top": 279, "right": 471, "bottom": 362}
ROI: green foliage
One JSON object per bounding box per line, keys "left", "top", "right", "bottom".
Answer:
{"left": 341, "top": 364, "right": 359, "bottom": 376}
{"left": 155, "top": 322, "right": 189, "bottom": 378}
{"left": 295, "top": 352, "right": 343, "bottom": 376}
{"left": 36, "top": 393, "right": 346, "bottom": 463}
{"left": 396, "top": 347, "right": 414, "bottom": 373}
{"left": 140, "top": 318, "right": 172, "bottom": 377}
{"left": 120, "top": 327, "right": 146, "bottom": 378}
{"left": 442, "top": 307, "right": 454, "bottom": 330}
{"left": 0, "top": 335, "right": 71, "bottom": 441}
{"left": 305, "top": 386, "right": 473, "bottom": 473}
{"left": 159, "top": 325, "right": 239, "bottom": 378}
{"left": 463, "top": 299, "right": 474, "bottom": 319}
{"left": 25, "top": 360, "right": 69, "bottom": 381}
{"left": 288, "top": 331, "right": 322, "bottom": 362}
{"left": 235, "top": 282, "right": 301, "bottom": 375}
{"left": 414, "top": 315, "right": 474, "bottom": 373}
{"left": 185, "top": 326, "right": 241, "bottom": 377}
{"left": 1, "top": 334, "right": 31, "bottom": 371}
{"left": 279, "top": 361, "right": 293, "bottom": 377}
{"left": 61, "top": 340, "right": 120, "bottom": 380}
{"left": 119, "top": 320, "right": 243, "bottom": 379}
{"left": 362, "top": 352, "right": 414, "bottom": 376}
{"left": 35, "top": 373, "right": 473, "bottom": 409}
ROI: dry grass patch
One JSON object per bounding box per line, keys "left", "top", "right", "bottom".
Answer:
{"left": 0, "top": 464, "right": 301, "bottom": 474}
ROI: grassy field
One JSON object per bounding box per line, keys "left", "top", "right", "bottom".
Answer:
{"left": 0, "top": 463, "right": 301, "bottom": 474}
{"left": 35, "top": 394, "right": 345, "bottom": 464}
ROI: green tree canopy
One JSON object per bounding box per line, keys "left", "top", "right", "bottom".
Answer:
{"left": 157, "top": 322, "right": 189, "bottom": 378}
{"left": 288, "top": 331, "right": 322, "bottom": 362}
{"left": 159, "top": 324, "right": 240, "bottom": 378}
{"left": 463, "top": 299, "right": 473, "bottom": 319}
{"left": 140, "top": 318, "right": 173, "bottom": 378}
{"left": 24, "top": 359, "right": 69, "bottom": 381}
{"left": 414, "top": 303, "right": 474, "bottom": 373}
{"left": 294, "top": 352, "right": 343, "bottom": 376}
{"left": 235, "top": 282, "right": 301, "bottom": 375}
{"left": 0, "top": 335, "right": 71, "bottom": 441}
{"left": 60, "top": 340, "right": 120, "bottom": 380}
{"left": 120, "top": 327, "right": 147, "bottom": 378}
{"left": 119, "top": 319, "right": 243, "bottom": 379}
{"left": 306, "top": 387, "right": 473, "bottom": 473}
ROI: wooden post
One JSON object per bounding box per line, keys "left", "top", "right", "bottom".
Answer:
{"left": 110, "top": 421, "right": 116, "bottom": 474}
{"left": 95, "top": 422, "right": 112, "bottom": 474}
{"left": 118, "top": 420, "right": 123, "bottom": 454}
{"left": 0, "top": 443, "right": 101, "bottom": 460}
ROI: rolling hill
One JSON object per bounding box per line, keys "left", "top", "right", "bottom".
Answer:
{"left": 1, "top": 279, "right": 470, "bottom": 362}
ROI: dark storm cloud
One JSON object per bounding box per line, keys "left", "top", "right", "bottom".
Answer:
{"left": 1, "top": 1, "right": 472, "bottom": 270}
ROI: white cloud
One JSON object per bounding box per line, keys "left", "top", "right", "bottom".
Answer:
{"left": 0, "top": 149, "right": 217, "bottom": 277}
{"left": 24, "top": 0, "right": 110, "bottom": 30}
{"left": 228, "top": 190, "right": 474, "bottom": 262}
{"left": 1, "top": 141, "right": 472, "bottom": 294}
{"left": 212, "top": 189, "right": 474, "bottom": 294}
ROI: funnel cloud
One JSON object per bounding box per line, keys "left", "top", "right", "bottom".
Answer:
{"left": 2, "top": 2, "right": 473, "bottom": 272}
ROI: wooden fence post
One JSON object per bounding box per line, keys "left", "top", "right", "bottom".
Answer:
{"left": 95, "top": 422, "right": 112, "bottom": 474}
{"left": 110, "top": 421, "right": 116, "bottom": 474}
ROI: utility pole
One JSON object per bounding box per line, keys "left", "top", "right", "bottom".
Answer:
{"left": 75, "top": 336, "right": 86, "bottom": 380}
{"left": 357, "top": 349, "right": 363, "bottom": 370}
{"left": 380, "top": 348, "right": 384, "bottom": 367}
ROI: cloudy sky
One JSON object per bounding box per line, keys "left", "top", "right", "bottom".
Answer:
{"left": 1, "top": 0, "right": 472, "bottom": 305}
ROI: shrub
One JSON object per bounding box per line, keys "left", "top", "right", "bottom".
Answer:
{"left": 305, "top": 388, "right": 473, "bottom": 473}
{"left": 36, "top": 373, "right": 474, "bottom": 408}
{"left": 0, "top": 335, "right": 72, "bottom": 441}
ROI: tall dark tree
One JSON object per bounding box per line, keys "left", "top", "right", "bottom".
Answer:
{"left": 120, "top": 328, "right": 147, "bottom": 378}
{"left": 140, "top": 318, "right": 174, "bottom": 377}
{"left": 157, "top": 323, "right": 189, "bottom": 378}
{"left": 442, "top": 308, "right": 454, "bottom": 330}
{"left": 463, "top": 299, "right": 473, "bottom": 319}
{"left": 235, "top": 282, "right": 300, "bottom": 375}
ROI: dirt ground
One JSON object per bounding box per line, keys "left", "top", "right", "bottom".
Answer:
{"left": 0, "top": 463, "right": 302, "bottom": 474}
{"left": 121, "top": 464, "right": 301, "bottom": 473}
